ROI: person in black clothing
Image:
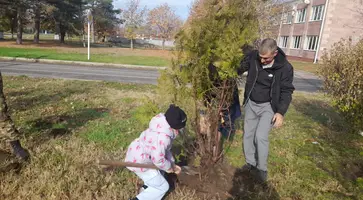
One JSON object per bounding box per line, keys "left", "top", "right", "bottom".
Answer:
{"left": 237, "top": 38, "right": 295, "bottom": 182}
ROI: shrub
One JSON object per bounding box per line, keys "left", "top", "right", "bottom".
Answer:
{"left": 319, "top": 39, "right": 363, "bottom": 131}
{"left": 158, "top": 0, "right": 259, "bottom": 164}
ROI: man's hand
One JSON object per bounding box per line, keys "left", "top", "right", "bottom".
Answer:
{"left": 272, "top": 113, "right": 284, "bottom": 128}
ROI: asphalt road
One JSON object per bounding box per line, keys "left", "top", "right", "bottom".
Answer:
{"left": 0, "top": 61, "right": 322, "bottom": 93}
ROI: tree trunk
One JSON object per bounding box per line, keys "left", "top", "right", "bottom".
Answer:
{"left": 11, "top": 26, "right": 14, "bottom": 40}
{"left": 131, "top": 38, "right": 134, "bottom": 50}
{"left": 91, "top": 22, "right": 95, "bottom": 43}
{"left": 55, "top": 21, "right": 60, "bottom": 42}
{"left": 11, "top": 16, "right": 16, "bottom": 40}
{"left": 162, "top": 39, "right": 165, "bottom": 50}
{"left": 33, "top": 4, "right": 40, "bottom": 44}
{"left": 83, "top": 34, "right": 86, "bottom": 47}
{"left": 16, "top": 6, "right": 22, "bottom": 45}
{"left": 57, "top": 22, "right": 66, "bottom": 44}
{"left": 0, "top": 72, "right": 21, "bottom": 144}
{"left": 60, "top": 31, "right": 66, "bottom": 44}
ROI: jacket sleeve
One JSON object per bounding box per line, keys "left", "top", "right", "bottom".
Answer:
{"left": 151, "top": 136, "right": 173, "bottom": 171}
{"left": 165, "top": 146, "right": 175, "bottom": 163}
{"left": 277, "top": 63, "right": 295, "bottom": 115}
{"left": 237, "top": 52, "right": 251, "bottom": 76}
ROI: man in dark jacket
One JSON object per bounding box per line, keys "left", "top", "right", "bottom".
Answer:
{"left": 238, "top": 38, "right": 295, "bottom": 182}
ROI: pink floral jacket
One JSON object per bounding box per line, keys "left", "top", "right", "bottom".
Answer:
{"left": 124, "top": 113, "right": 176, "bottom": 173}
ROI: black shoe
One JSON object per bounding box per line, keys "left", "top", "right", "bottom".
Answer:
{"left": 128, "top": 198, "right": 139, "bottom": 200}
{"left": 9, "top": 140, "right": 30, "bottom": 161}
{"left": 241, "top": 163, "right": 257, "bottom": 172}
{"left": 138, "top": 184, "right": 148, "bottom": 193}
{"left": 256, "top": 169, "right": 268, "bottom": 183}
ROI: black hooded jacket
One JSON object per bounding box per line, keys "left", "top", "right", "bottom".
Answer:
{"left": 238, "top": 47, "right": 295, "bottom": 115}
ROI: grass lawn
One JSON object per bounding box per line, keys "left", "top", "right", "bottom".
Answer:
{"left": 0, "top": 78, "right": 362, "bottom": 199}
{"left": 291, "top": 60, "right": 320, "bottom": 74}
{"left": 3, "top": 33, "right": 82, "bottom": 41}
{"left": 0, "top": 46, "right": 170, "bottom": 67}
{"left": 0, "top": 39, "right": 320, "bottom": 73}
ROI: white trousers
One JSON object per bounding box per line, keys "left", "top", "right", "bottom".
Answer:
{"left": 135, "top": 170, "right": 169, "bottom": 200}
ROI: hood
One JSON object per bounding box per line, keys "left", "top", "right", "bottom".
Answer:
{"left": 271, "top": 47, "right": 288, "bottom": 69}
{"left": 149, "top": 113, "right": 176, "bottom": 139}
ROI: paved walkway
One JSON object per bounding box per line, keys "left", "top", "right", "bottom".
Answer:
{"left": 0, "top": 61, "right": 322, "bottom": 93}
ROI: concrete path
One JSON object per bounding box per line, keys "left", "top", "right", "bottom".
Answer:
{"left": 0, "top": 61, "right": 322, "bottom": 93}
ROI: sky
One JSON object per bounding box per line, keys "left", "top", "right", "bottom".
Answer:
{"left": 113, "top": 0, "right": 195, "bottom": 20}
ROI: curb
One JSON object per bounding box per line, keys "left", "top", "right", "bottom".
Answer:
{"left": 0, "top": 56, "right": 167, "bottom": 70}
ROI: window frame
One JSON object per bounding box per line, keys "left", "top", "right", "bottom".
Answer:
{"left": 304, "top": 35, "right": 319, "bottom": 51}
{"left": 292, "top": 36, "right": 302, "bottom": 49}
{"left": 295, "top": 8, "right": 307, "bottom": 23}
{"left": 280, "top": 36, "right": 289, "bottom": 48}
{"left": 310, "top": 5, "right": 325, "bottom": 21}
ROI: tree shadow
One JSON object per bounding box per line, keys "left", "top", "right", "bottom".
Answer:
{"left": 292, "top": 97, "right": 345, "bottom": 131}
{"left": 25, "top": 108, "right": 109, "bottom": 146}
{"left": 7, "top": 87, "right": 88, "bottom": 112}
{"left": 5, "top": 88, "right": 37, "bottom": 98}
{"left": 227, "top": 169, "right": 280, "bottom": 200}
{"left": 293, "top": 97, "right": 363, "bottom": 198}
{"left": 0, "top": 150, "right": 21, "bottom": 173}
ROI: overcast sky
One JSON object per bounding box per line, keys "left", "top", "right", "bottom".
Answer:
{"left": 113, "top": 0, "right": 195, "bottom": 20}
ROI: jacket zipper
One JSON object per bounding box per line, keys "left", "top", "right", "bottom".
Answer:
{"left": 244, "top": 60, "right": 259, "bottom": 106}
{"left": 270, "top": 76, "right": 276, "bottom": 106}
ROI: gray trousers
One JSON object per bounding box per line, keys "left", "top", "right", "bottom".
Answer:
{"left": 243, "top": 100, "right": 274, "bottom": 171}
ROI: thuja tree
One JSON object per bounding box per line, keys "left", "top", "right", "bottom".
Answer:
{"left": 158, "top": 0, "right": 259, "bottom": 165}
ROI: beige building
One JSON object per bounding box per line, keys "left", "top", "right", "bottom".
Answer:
{"left": 277, "top": 0, "right": 363, "bottom": 62}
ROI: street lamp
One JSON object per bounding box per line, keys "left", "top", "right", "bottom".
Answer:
{"left": 87, "top": 9, "right": 93, "bottom": 60}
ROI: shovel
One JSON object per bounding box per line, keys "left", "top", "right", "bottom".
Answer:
{"left": 97, "top": 160, "right": 199, "bottom": 176}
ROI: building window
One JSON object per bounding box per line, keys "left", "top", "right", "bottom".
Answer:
{"left": 305, "top": 36, "right": 319, "bottom": 51}
{"left": 292, "top": 36, "right": 302, "bottom": 49}
{"left": 311, "top": 5, "right": 325, "bottom": 21}
{"left": 280, "top": 36, "right": 289, "bottom": 48}
{"left": 282, "top": 12, "right": 293, "bottom": 24}
{"left": 295, "top": 8, "right": 306, "bottom": 23}
{"left": 287, "top": 12, "right": 293, "bottom": 24}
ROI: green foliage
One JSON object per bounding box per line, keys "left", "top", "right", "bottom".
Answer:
{"left": 174, "top": 149, "right": 186, "bottom": 163}
{"left": 0, "top": 8, "right": 16, "bottom": 32}
{"left": 158, "top": 0, "right": 258, "bottom": 163}
{"left": 320, "top": 40, "right": 363, "bottom": 131}
{"left": 87, "top": 0, "right": 122, "bottom": 38}
{"left": 175, "top": 0, "right": 257, "bottom": 82}
{"left": 357, "top": 178, "right": 363, "bottom": 190}
{"left": 163, "top": 0, "right": 258, "bottom": 106}
{"left": 131, "top": 100, "right": 161, "bottom": 128}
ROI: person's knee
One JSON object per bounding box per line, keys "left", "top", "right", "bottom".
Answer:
{"left": 160, "top": 181, "right": 170, "bottom": 194}
{"left": 256, "top": 134, "right": 268, "bottom": 143}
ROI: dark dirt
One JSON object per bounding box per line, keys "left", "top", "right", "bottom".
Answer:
{"left": 341, "top": 161, "right": 363, "bottom": 182}
{"left": 0, "top": 150, "right": 21, "bottom": 173}
{"left": 164, "top": 160, "right": 281, "bottom": 200}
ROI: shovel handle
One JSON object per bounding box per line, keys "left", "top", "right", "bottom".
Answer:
{"left": 97, "top": 160, "right": 159, "bottom": 169}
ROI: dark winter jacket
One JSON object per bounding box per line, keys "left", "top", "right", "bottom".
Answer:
{"left": 238, "top": 47, "right": 295, "bottom": 115}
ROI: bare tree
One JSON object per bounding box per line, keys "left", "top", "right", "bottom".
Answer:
{"left": 147, "top": 3, "right": 183, "bottom": 50}
{"left": 33, "top": 0, "right": 41, "bottom": 43}
{"left": 255, "top": 0, "right": 284, "bottom": 44}
{"left": 346, "top": 0, "right": 363, "bottom": 31}
{"left": 122, "top": 0, "right": 146, "bottom": 50}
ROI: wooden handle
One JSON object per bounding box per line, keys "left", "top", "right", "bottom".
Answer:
{"left": 97, "top": 160, "right": 159, "bottom": 169}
